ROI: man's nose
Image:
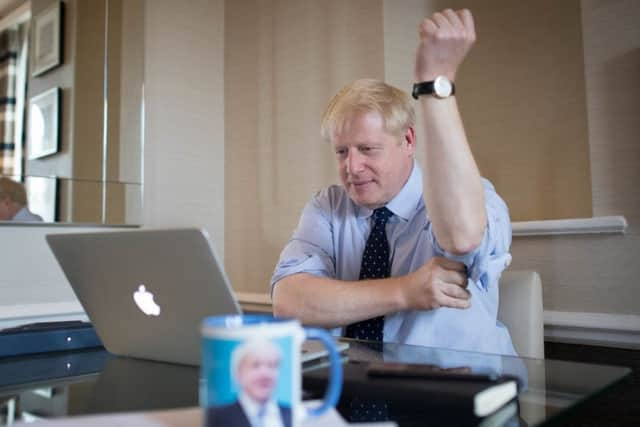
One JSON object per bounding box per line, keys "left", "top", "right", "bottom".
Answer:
{"left": 345, "top": 149, "right": 364, "bottom": 175}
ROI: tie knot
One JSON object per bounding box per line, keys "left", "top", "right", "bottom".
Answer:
{"left": 372, "top": 207, "right": 393, "bottom": 225}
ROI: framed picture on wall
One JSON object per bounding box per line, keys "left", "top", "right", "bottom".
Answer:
{"left": 27, "top": 87, "right": 60, "bottom": 160}
{"left": 25, "top": 175, "right": 58, "bottom": 222}
{"left": 32, "top": 1, "right": 62, "bottom": 77}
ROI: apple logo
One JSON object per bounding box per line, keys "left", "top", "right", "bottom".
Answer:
{"left": 133, "top": 284, "right": 161, "bottom": 316}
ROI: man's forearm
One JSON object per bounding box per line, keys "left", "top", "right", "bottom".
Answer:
{"left": 272, "top": 273, "right": 407, "bottom": 328}
{"left": 421, "top": 96, "right": 486, "bottom": 255}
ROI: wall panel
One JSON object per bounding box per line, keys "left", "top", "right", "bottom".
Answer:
{"left": 225, "top": 0, "right": 384, "bottom": 293}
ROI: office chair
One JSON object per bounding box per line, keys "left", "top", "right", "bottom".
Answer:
{"left": 498, "top": 270, "right": 545, "bottom": 359}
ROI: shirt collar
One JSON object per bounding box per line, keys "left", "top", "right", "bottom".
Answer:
{"left": 12, "top": 207, "right": 31, "bottom": 221}
{"left": 238, "top": 393, "right": 279, "bottom": 420}
{"left": 355, "top": 159, "right": 423, "bottom": 222}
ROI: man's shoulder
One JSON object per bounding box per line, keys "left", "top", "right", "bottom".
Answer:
{"left": 480, "top": 177, "right": 509, "bottom": 212}
{"left": 13, "top": 207, "right": 43, "bottom": 222}
{"left": 312, "top": 184, "right": 347, "bottom": 201}
{"left": 206, "top": 401, "right": 249, "bottom": 427}
{"left": 309, "top": 185, "right": 353, "bottom": 214}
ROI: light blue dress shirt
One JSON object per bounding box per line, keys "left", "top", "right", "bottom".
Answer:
{"left": 271, "top": 160, "right": 516, "bottom": 356}
{"left": 12, "top": 207, "right": 43, "bottom": 222}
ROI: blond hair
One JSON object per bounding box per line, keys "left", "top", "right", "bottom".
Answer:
{"left": 320, "top": 78, "right": 415, "bottom": 141}
{"left": 0, "top": 177, "right": 27, "bottom": 206}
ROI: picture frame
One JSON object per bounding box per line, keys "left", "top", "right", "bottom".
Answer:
{"left": 25, "top": 175, "right": 59, "bottom": 222}
{"left": 27, "top": 87, "right": 60, "bottom": 160}
{"left": 32, "top": 1, "right": 62, "bottom": 77}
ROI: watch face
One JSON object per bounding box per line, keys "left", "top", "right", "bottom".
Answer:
{"left": 434, "top": 76, "right": 452, "bottom": 98}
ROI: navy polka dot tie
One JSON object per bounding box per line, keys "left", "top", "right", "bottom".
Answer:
{"left": 345, "top": 207, "right": 393, "bottom": 342}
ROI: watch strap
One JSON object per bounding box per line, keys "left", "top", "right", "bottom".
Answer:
{"left": 411, "top": 80, "right": 456, "bottom": 99}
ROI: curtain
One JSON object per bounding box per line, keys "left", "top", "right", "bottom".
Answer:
{"left": 0, "top": 28, "right": 18, "bottom": 177}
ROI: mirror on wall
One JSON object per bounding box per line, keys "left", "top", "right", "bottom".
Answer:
{"left": 0, "top": 0, "right": 144, "bottom": 225}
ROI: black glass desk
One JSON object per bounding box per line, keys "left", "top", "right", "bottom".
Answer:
{"left": 0, "top": 341, "right": 630, "bottom": 426}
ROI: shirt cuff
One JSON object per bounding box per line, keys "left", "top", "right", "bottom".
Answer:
{"left": 270, "top": 244, "right": 334, "bottom": 292}
{"left": 428, "top": 227, "right": 511, "bottom": 292}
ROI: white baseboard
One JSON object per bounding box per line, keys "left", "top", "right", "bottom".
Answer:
{"left": 512, "top": 215, "right": 627, "bottom": 237}
{"left": 544, "top": 310, "right": 640, "bottom": 349}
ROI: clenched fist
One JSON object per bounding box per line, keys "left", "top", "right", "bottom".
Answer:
{"left": 415, "top": 9, "right": 476, "bottom": 82}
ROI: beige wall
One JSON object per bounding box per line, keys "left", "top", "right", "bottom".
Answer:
{"left": 143, "top": 0, "right": 226, "bottom": 252}
{"left": 71, "top": 0, "right": 106, "bottom": 222}
{"left": 420, "top": 0, "right": 592, "bottom": 221}
{"left": 225, "top": 0, "right": 384, "bottom": 293}
{"left": 382, "top": 0, "right": 593, "bottom": 222}
{"left": 103, "top": 0, "right": 144, "bottom": 224}
{"left": 510, "top": 0, "right": 640, "bottom": 316}
{"left": 117, "top": 0, "right": 144, "bottom": 186}
{"left": 382, "top": 0, "right": 429, "bottom": 171}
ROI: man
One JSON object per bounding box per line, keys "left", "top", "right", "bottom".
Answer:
{"left": 271, "top": 9, "right": 515, "bottom": 355}
{"left": 207, "top": 339, "right": 291, "bottom": 427}
{"left": 0, "top": 177, "right": 43, "bottom": 222}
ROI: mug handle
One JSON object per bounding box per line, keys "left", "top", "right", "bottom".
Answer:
{"left": 303, "top": 327, "right": 343, "bottom": 418}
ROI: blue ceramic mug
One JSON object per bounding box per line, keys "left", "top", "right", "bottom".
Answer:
{"left": 201, "top": 315, "right": 342, "bottom": 427}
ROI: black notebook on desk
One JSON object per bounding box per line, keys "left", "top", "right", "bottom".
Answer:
{"left": 304, "top": 360, "right": 519, "bottom": 422}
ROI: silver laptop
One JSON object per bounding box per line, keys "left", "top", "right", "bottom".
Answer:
{"left": 46, "top": 228, "right": 241, "bottom": 366}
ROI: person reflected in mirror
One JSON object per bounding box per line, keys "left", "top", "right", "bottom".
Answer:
{"left": 207, "top": 339, "right": 292, "bottom": 427}
{"left": 0, "top": 177, "right": 43, "bottom": 222}
{"left": 271, "top": 9, "right": 516, "bottom": 356}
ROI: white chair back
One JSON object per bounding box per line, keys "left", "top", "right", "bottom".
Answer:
{"left": 498, "top": 270, "right": 544, "bottom": 359}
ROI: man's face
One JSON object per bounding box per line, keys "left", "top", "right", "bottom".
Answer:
{"left": 237, "top": 351, "right": 280, "bottom": 404}
{"left": 331, "top": 111, "right": 414, "bottom": 209}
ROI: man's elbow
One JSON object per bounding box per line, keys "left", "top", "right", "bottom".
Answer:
{"left": 272, "top": 296, "right": 295, "bottom": 318}
{"left": 272, "top": 278, "right": 299, "bottom": 318}
{"left": 446, "top": 234, "right": 482, "bottom": 255}
{"left": 441, "top": 220, "right": 487, "bottom": 255}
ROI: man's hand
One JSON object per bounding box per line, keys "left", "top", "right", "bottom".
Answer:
{"left": 414, "top": 9, "right": 476, "bottom": 82}
{"left": 403, "top": 257, "right": 471, "bottom": 310}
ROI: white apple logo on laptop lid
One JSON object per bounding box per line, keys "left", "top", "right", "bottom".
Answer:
{"left": 133, "top": 284, "right": 161, "bottom": 316}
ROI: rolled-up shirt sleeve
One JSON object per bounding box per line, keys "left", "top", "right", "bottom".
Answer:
{"left": 270, "top": 191, "right": 336, "bottom": 292}
{"left": 426, "top": 179, "right": 512, "bottom": 291}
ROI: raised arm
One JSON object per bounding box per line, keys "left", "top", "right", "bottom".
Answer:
{"left": 415, "top": 9, "right": 487, "bottom": 255}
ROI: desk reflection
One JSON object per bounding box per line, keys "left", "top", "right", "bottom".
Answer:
{"left": 0, "top": 341, "right": 631, "bottom": 427}
{"left": 0, "top": 355, "right": 198, "bottom": 424}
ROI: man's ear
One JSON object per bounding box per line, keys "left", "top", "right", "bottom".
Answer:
{"left": 404, "top": 126, "right": 416, "bottom": 155}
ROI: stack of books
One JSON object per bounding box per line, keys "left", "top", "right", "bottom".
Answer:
{"left": 304, "top": 360, "right": 521, "bottom": 426}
